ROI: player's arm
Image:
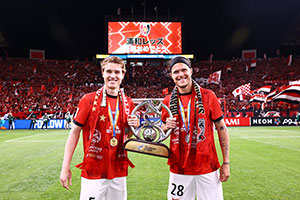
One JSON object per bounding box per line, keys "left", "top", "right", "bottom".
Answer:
{"left": 214, "top": 119, "right": 230, "bottom": 182}
{"left": 60, "top": 124, "right": 81, "bottom": 190}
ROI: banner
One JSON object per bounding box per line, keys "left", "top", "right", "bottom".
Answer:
{"left": 0, "top": 119, "right": 67, "bottom": 129}
{"left": 29, "top": 49, "right": 45, "bottom": 60}
{"left": 108, "top": 22, "right": 182, "bottom": 54}
{"left": 251, "top": 117, "right": 297, "bottom": 126}
{"left": 224, "top": 117, "right": 250, "bottom": 127}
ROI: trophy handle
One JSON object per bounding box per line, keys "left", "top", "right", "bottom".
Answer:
{"left": 130, "top": 100, "right": 173, "bottom": 143}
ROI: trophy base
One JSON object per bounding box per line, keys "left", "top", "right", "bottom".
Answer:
{"left": 124, "top": 138, "right": 169, "bottom": 158}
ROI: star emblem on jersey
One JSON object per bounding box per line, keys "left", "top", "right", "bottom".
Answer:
{"left": 99, "top": 115, "right": 106, "bottom": 121}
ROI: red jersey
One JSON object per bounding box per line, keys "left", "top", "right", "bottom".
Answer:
{"left": 162, "top": 88, "right": 223, "bottom": 175}
{"left": 74, "top": 91, "right": 135, "bottom": 179}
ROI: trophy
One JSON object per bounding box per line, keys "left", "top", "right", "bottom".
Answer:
{"left": 124, "top": 100, "right": 172, "bottom": 158}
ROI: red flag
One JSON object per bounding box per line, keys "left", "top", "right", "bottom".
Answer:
{"left": 48, "top": 77, "right": 52, "bottom": 82}
{"left": 207, "top": 70, "right": 221, "bottom": 84}
{"left": 242, "top": 49, "right": 256, "bottom": 59}
{"left": 51, "top": 85, "right": 58, "bottom": 93}
{"left": 249, "top": 93, "right": 266, "bottom": 102}
{"left": 250, "top": 59, "right": 256, "bottom": 67}
{"left": 162, "top": 88, "right": 169, "bottom": 95}
{"left": 33, "top": 65, "right": 37, "bottom": 74}
{"left": 226, "top": 65, "right": 232, "bottom": 73}
{"left": 68, "top": 93, "right": 73, "bottom": 102}
{"left": 41, "top": 85, "right": 46, "bottom": 91}
{"left": 9, "top": 65, "right": 13, "bottom": 71}
{"left": 27, "top": 87, "right": 33, "bottom": 95}
{"left": 84, "top": 63, "right": 90, "bottom": 69}
{"left": 287, "top": 54, "right": 292, "bottom": 65}
{"left": 0, "top": 84, "right": 2, "bottom": 92}
{"left": 272, "top": 84, "right": 300, "bottom": 104}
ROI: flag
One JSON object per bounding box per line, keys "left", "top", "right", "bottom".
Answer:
{"left": 209, "top": 54, "right": 213, "bottom": 63}
{"left": 162, "top": 88, "right": 169, "bottom": 95}
{"left": 264, "top": 85, "right": 289, "bottom": 104}
{"left": 226, "top": 65, "right": 232, "bottom": 74}
{"left": 41, "top": 85, "right": 46, "bottom": 91}
{"left": 250, "top": 85, "right": 272, "bottom": 95}
{"left": 33, "top": 65, "right": 37, "bottom": 74}
{"left": 232, "top": 83, "right": 251, "bottom": 100}
{"left": 9, "top": 65, "right": 12, "bottom": 71}
{"left": 68, "top": 93, "right": 73, "bottom": 102}
{"left": 264, "top": 111, "right": 280, "bottom": 117}
{"left": 272, "top": 84, "right": 300, "bottom": 104}
{"left": 68, "top": 72, "right": 77, "bottom": 79}
{"left": 29, "top": 49, "right": 45, "bottom": 59}
{"left": 64, "top": 72, "right": 69, "bottom": 77}
{"left": 289, "top": 80, "right": 300, "bottom": 85}
{"left": 249, "top": 93, "right": 266, "bottom": 102}
{"left": 245, "top": 64, "right": 249, "bottom": 72}
{"left": 207, "top": 70, "right": 221, "bottom": 84}
{"left": 250, "top": 59, "right": 256, "bottom": 67}
{"left": 14, "top": 89, "right": 18, "bottom": 96}
{"left": 51, "top": 85, "right": 59, "bottom": 93}
{"left": 48, "top": 77, "right": 51, "bottom": 82}
{"left": 84, "top": 63, "right": 89, "bottom": 69}
{"left": 0, "top": 84, "right": 2, "bottom": 91}
{"left": 28, "top": 87, "right": 33, "bottom": 95}
{"left": 287, "top": 54, "right": 292, "bottom": 65}
{"left": 242, "top": 49, "right": 256, "bottom": 59}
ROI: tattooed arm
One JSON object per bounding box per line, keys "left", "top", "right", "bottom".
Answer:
{"left": 215, "top": 119, "right": 230, "bottom": 182}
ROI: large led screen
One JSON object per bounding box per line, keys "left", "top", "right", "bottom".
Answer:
{"left": 108, "top": 22, "right": 182, "bottom": 54}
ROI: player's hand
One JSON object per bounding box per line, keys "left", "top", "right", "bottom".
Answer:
{"left": 166, "top": 117, "right": 177, "bottom": 130}
{"left": 127, "top": 115, "right": 139, "bottom": 128}
{"left": 60, "top": 168, "right": 72, "bottom": 190}
{"left": 219, "top": 163, "right": 230, "bottom": 182}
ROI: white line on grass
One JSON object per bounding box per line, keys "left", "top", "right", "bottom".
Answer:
{"left": 7, "top": 140, "right": 67, "bottom": 143}
{"left": 4, "top": 133, "right": 42, "bottom": 143}
{"left": 234, "top": 136, "right": 300, "bottom": 139}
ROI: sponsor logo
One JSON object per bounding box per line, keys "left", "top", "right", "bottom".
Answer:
{"left": 274, "top": 118, "right": 281, "bottom": 125}
{"left": 225, "top": 118, "right": 240, "bottom": 126}
{"left": 252, "top": 118, "right": 273, "bottom": 125}
{"left": 282, "top": 118, "right": 296, "bottom": 125}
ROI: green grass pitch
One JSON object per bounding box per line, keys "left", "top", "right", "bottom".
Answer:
{"left": 0, "top": 126, "right": 299, "bottom": 199}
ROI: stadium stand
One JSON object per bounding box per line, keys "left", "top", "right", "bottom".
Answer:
{"left": 0, "top": 55, "right": 299, "bottom": 119}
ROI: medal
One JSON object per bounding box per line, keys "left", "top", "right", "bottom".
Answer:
{"left": 110, "top": 137, "right": 118, "bottom": 147}
{"left": 108, "top": 96, "right": 120, "bottom": 147}
{"left": 185, "top": 134, "right": 190, "bottom": 143}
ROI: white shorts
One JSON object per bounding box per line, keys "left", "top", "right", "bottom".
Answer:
{"left": 167, "top": 170, "right": 223, "bottom": 200}
{"left": 80, "top": 177, "right": 127, "bottom": 200}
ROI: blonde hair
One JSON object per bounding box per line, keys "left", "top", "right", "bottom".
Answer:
{"left": 101, "top": 56, "right": 126, "bottom": 73}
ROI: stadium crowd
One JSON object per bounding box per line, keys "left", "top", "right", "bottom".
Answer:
{"left": 0, "top": 55, "right": 299, "bottom": 119}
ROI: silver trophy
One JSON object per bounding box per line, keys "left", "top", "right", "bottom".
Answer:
{"left": 124, "top": 100, "right": 172, "bottom": 158}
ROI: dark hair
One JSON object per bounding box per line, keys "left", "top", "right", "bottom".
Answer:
{"left": 168, "top": 56, "right": 191, "bottom": 71}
